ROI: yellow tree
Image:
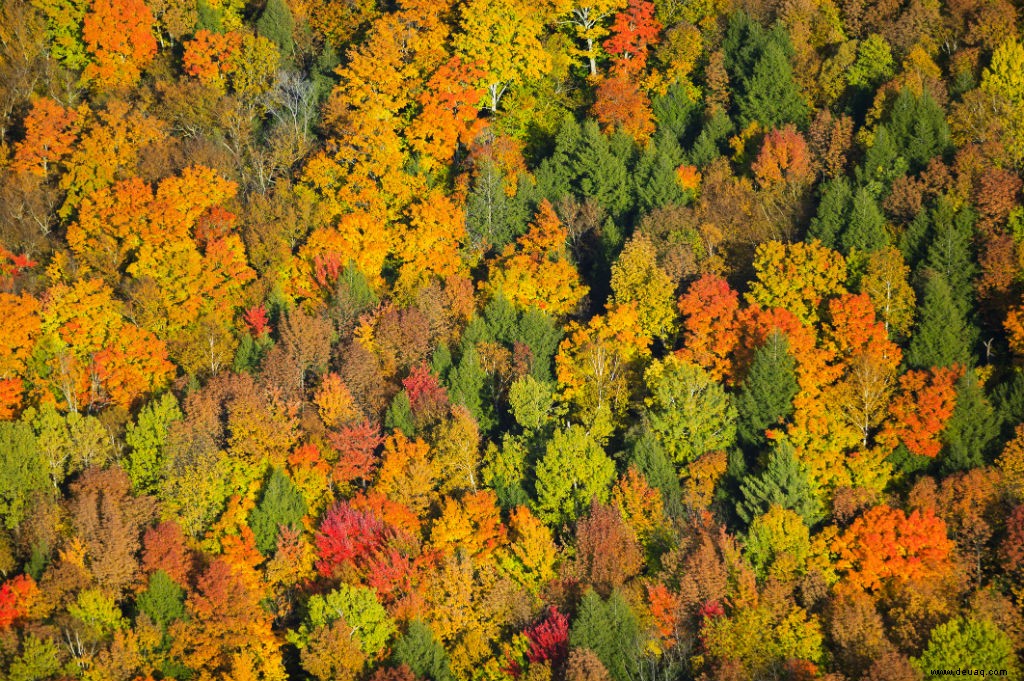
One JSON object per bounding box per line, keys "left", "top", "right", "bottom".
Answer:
{"left": 454, "top": 0, "right": 553, "bottom": 111}
{"left": 746, "top": 240, "right": 848, "bottom": 326}
{"left": 554, "top": 0, "right": 628, "bottom": 75}
{"left": 485, "top": 200, "right": 588, "bottom": 316}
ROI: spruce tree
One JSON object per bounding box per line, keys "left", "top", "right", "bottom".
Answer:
{"left": 924, "top": 198, "right": 977, "bottom": 316}
{"left": 630, "top": 427, "right": 684, "bottom": 517}
{"left": 634, "top": 138, "right": 686, "bottom": 214}
{"left": 652, "top": 81, "right": 699, "bottom": 142}
{"left": 516, "top": 308, "right": 563, "bottom": 383}
{"left": 256, "top": 0, "right": 294, "bottom": 55}
{"left": 249, "top": 468, "right": 306, "bottom": 554}
{"left": 535, "top": 115, "right": 583, "bottom": 204}
{"left": 885, "top": 89, "right": 951, "bottom": 171}
{"left": 737, "top": 440, "right": 822, "bottom": 525}
{"left": 569, "top": 590, "right": 642, "bottom": 681}
{"left": 941, "top": 370, "right": 999, "bottom": 473}
{"left": 808, "top": 177, "right": 853, "bottom": 249}
{"left": 841, "top": 186, "right": 889, "bottom": 254}
{"left": 574, "top": 120, "right": 632, "bottom": 220}
{"left": 136, "top": 570, "right": 185, "bottom": 628}
{"left": 738, "top": 41, "right": 809, "bottom": 129}
{"left": 905, "top": 272, "right": 975, "bottom": 370}
{"left": 385, "top": 390, "right": 416, "bottom": 437}
{"left": 393, "top": 621, "right": 454, "bottom": 681}
{"left": 735, "top": 330, "right": 799, "bottom": 450}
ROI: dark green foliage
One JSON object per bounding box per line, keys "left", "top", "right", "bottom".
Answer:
{"left": 723, "top": 13, "right": 808, "bottom": 129}
{"left": 518, "top": 308, "right": 563, "bottom": 382}
{"left": 431, "top": 343, "right": 453, "bottom": 380}
{"left": 634, "top": 137, "right": 687, "bottom": 214}
{"left": 841, "top": 187, "right": 889, "bottom": 254}
{"left": 905, "top": 272, "right": 975, "bottom": 370}
{"left": 393, "top": 621, "right": 454, "bottom": 681}
{"left": 689, "top": 112, "right": 734, "bottom": 167}
{"left": 249, "top": 468, "right": 307, "bottom": 554}
{"left": 448, "top": 345, "right": 488, "bottom": 426}
{"left": 385, "top": 391, "right": 416, "bottom": 437}
{"left": 0, "top": 421, "right": 48, "bottom": 530}
{"left": 735, "top": 330, "right": 799, "bottom": 450}
{"left": 233, "top": 333, "right": 274, "bottom": 374}
{"left": 940, "top": 370, "right": 999, "bottom": 474}
{"left": 737, "top": 440, "right": 822, "bottom": 525}
{"left": 652, "top": 82, "right": 700, "bottom": 143}
{"left": 569, "top": 589, "right": 642, "bottom": 681}
{"left": 535, "top": 115, "right": 583, "bottom": 203}
{"left": 900, "top": 208, "right": 933, "bottom": 266}
{"left": 137, "top": 570, "right": 186, "bottom": 628}
{"left": 575, "top": 121, "right": 633, "bottom": 220}
{"left": 809, "top": 177, "right": 853, "bottom": 249}
{"left": 257, "top": 0, "right": 294, "bottom": 55}
{"left": 630, "top": 427, "right": 684, "bottom": 517}
{"left": 924, "top": 199, "right": 977, "bottom": 316}
{"left": 466, "top": 161, "right": 529, "bottom": 252}
{"left": 859, "top": 126, "right": 908, "bottom": 192}
{"left": 883, "top": 89, "right": 950, "bottom": 172}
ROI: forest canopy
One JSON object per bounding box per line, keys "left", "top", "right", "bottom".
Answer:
{"left": 2, "top": 0, "right": 1024, "bottom": 679}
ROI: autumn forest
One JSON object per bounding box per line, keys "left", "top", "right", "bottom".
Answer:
{"left": 2, "top": 0, "right": 1024, "bottom": 678}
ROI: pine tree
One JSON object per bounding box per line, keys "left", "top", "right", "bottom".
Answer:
{"left": 574, "top": 121, "right": 633, "bottom": 220}
{"left": 738, "top": 41, "right": 809, "bottom": 129}
{"left": 941, "top": 370, "right": 999, "bottom": 473}
{"left": 569, "top": 590, "right": 642, "bottom": 681}
{"left": 448, "top": 345, "right": 488, "bottom": 427}
{"left": 905, "top": 272, "right": 975, "bottom": 370}
{"left": 808, "top": 177, "right": 853, "bottom": 250}
{"left": 536, "top": 115, "right": 583, "bottom": 204}
{"left": 652, "top": 82, "right": 700, "bottom": 143}
{"left": 737, "top": 440, "right": 822, "bottom": 525}
{"left": 924, "top": 199, "right": 977, "bottom": 317}
{"left": 249, "top": 468, "right": 306, "bottom": 554}
{"left": 257, "top": 0, "right": 294, "bottom": 55}
{"left": 841, "top": 187, "right": 889, "bottom": 254}
{"left": 634, "top": 138, "right": 686, "bottom": 214}
{"left": 385, "top": 391, "right": 416, "bottom": 437}
{"left": 885, "top": 89, "right": 951, "bottom": 172}
{"left": 630, "top": 427, "right": 683, "bottom": 517}
{"left": 517, "top": 308, "right": 563, "bottom": 383}
{"left": 393, "top": 621, "right": 454, "bottom": 681}
{"left": 136, "top": 570, "right": 186, "bottom": 628}
{"left": 735, "top": 330, "right": 799, "bottom": 450}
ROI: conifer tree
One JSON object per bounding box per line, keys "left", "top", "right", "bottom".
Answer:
{"left": 841, "top": 187, "right": 888, "bottom": 254}
{"left": 809, "top": 177, "right": 853, "bottom": 250}
{"left": 249, "top": 468, "right": 306, "bottom": 554}
{"left": 941, "top": 370, "right": 999, "bottom": 473}
{"left": 393, "top": 621, "right": 454, "bottom": 681}
{"left": 906, "top": 272, "right": 975, "bottom": 370}
{"left": 569, "top": 590, "right": 642, "bottom": 681}
{"left": 735, "top": 330, "right": 799, "bottom": 450}
{"left": 256, "top": 0, "right": 294, "bottom": 55}
{"left": 385, "top": 391, "right": 416, "bottom": 437}
{"left": 137, "top": 570, "right": 186, "bottom": 629}
{"left": 737, "top": 440, "right": 822, "bottom": 525}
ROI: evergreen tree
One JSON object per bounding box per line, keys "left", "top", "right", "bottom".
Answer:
{"left": 841, "top": 186, "right": 889, "bottom": 254}
{"left": 630, "top": 427, "right": 684, "bottom": 517}
{"left": 574, "top": 121, "right": 633, "bottom": 220}
{"left": 900, "top": 207, "right": 933, "bottom": 267}
{"left": 924, "top": 199, "right": 977, "bottom": 316}
{"left": 808, "top": 177, "right": 853, "bottom": 249}
{"left": 738, "top": 41, "right": 809, "bottom": 129}
{"left": 634, "top": 138, "right": 686, "bottom": 214}
{"left": 885, "top": 89, "right": 951, "bottom": 172}
{"left": 652, "top": 82, "right": 700, "bottom": 143}
{"left": 517, "top": 308, "right": 563, "bottom": 383}
{"left": 136, "top": 570, "right": 185, "bottom": 628}
{"left": 393, "top": 621, "right": 454, "bottom": 681}
{"left": 385, "top": 391, "right": 416, "bottom": 437}
{"left": 535, "top": 115, "right": 583, "bottom": 204}
{"left": 569, "top": 589, "right": 643, "bottom": 681}
{"left": 689, "top": 112, "right": 734, "bottom": 167}
{"left": 737, "top": 440, "right": 822, "bottom": 525}
{"left": 858, "top": 125, "right": 908, "bottom": 191}
{"left": 249, "top": 468, "right": 306, "bottom": 554}
{"left": 257, "top": 0, "right": 294, "bottom": 55}
{"left": 466, "top": 161, "right": 521, "bottom": 251}
{"left": 905, "top": 272, "right": 975, "bottom": 370}
{"left": 448, "top": 345, "right": 491, "bottom": 429}
{"left": 940, "top": 370, "right": 999, "bottom": 473}
{"left": 735, "top": 330, "right": 799, "bottom": 450}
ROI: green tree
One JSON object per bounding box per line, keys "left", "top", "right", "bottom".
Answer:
{"left": 633, "top": 137, "right": 686, "bottom": 213}
{"left": 137, "top": 570, "right": 186, "bottom": 628}
{"left": 905, "top": 272, "right": 975, "bottom": 370}
{"left": 534, "top": 425, "right": 617, "bottom": 525}
{"left": 304, "top": 585, "right": 395, "bottom": 656}
{"left": 7, "top": 634, "right": 61, "bottom": 681}
{"left": 393, "top": 620, "right": 454, "bottom": 681}
{"left": 735, "top": 330, "right": 798, "bottom": 450}
{"left": 924, "top": 199, "right": 977, "bottom": 317}
{"left": 125, "top": 392, "right": 183, "bottom": 494}
{"left": 737, "top": 440, "right": 822, "bottom": 525}
{"left": 913, "top": 618, "right": 1020, "bottom": 680}
{"left": 256, "top": 0, "right": 294, "bottom": 55}
{"left": 841, "top": 187, "right": 888, "bottom": 254}
{"left": 574, "top": 121, "right": 633, "bottom": 220}
{"left": 941, "top": 370, "right": 999, "bottom": 474}
{"left": 0, "top": 421, "right": 49, "bottom": 530}
{"left": 884, "top": 89, "right": 951, "bottom": 172}
{"left": 448, "top": 345, "right": 488, "bottom": 427}
{"left": 385, "top": 390, "right": 416, "bottom": 437}
{"left": 249, "top": 467, "right": 307, "bottom": 554}
{"left": 808, "top": 177, "right": 853, "bottom": 250}
{"left": 644, "top": 357, "right": 737, "bottom": 466}
{"left": 630, "top": 428, "right": 683, "bottom": 517}
{"left": 569, "top": 589, "right": 643, "bottom": 681}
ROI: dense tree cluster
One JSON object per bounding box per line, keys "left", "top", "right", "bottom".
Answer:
{"left": 3, "top": 0, "right": 1024, "bottom": 679}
